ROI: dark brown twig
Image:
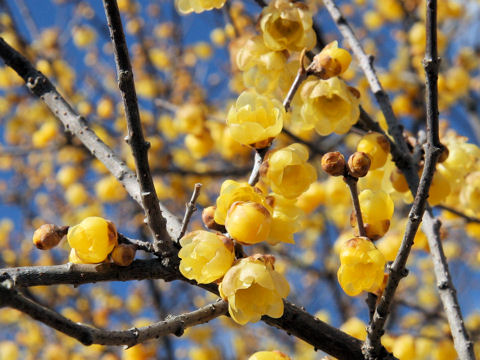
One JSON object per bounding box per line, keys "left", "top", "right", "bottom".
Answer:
{"left": 437, "top": 205, "right": 480, "bottom": 224}
{"left": 0, "top": 279, "right": 227, "bottom": 347}
{"left": 102, "top": 0, "right": 171, "bottom": 255}
{"left": 343, "top": 175, "right": 366, "bottom": 237}
{"left": 177, "top": 183, "right": 202, "bottom": 242}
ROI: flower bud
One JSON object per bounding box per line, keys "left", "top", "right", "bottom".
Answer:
{"left": 311, "top": 41, "right": 352, "bottom": 79}
{"left": 33, "top": 224, "right": 68, "bottom": 250}
{"left": 202, "top": 206, "right": 225, "bottom": 232}
{"left": 111, "top": 244, "right": 136, "bottom": 266}
{"left": 67, "top": 217, "right": 118, "bottom": 264}
{"left": 225, "top": 201, "right": 271, "bottom": 245}
{"left": 321, "top": 151, "right": 346, "bottom": 176}
{"left": 347, "top": 152, "right": 371, "bottom": 177}
{"left": 438, "top": 145, "right": 449, "bottom": 163}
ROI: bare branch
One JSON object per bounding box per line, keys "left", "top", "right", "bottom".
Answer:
{"left": 102, "top": 0, "right": 171, "bottom": 255}
{"left": 0, "top": 280, "right": 227, "bottom": 347}
{"left": 0, "top": 261, "right": 365, "bottom": 359}
{"left": 422, "top": 209, "right": 475, "bottom": 359}
{"left": 177, "top": 183, "right": 202, "bottom": 242}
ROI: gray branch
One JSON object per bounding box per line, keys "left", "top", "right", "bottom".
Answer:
{"left": 0, "top": 279, "right": 227, "bottom": 347}
{"left": 102, "top": 0, "right": 172, "bottom": 255}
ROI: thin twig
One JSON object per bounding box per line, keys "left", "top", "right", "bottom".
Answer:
{"left": 248, "top": 148, "right": 268, "bottom": 186}
{"left": 177, "top": 183, "right": 202, "bottom": 242}
{"left": 423, "top": 210, "right": 475, "bottom": 359}
{"left": 102, "top": 0, "right": 171, "bottom": 255}
{"left": 343, "top": 175, "right": 366, "bottom": 237}
{"left": 422, "top": 0, "right": 473, "bottom": 357}
{"left": 437, "top": 205, "right": 480, "bottom": 224}
{"left": 0, "top": 280, "right": 227, "bottom": 347}
{"left": 118, "top": 233, "right": 155, "bottom": 253}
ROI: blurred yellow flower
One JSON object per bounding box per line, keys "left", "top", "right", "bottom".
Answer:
{"left": 260, "top": 0, "right": 316, "bottom": 52}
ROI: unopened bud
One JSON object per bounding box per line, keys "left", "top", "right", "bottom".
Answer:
{"left": 438, "top": 145, "right": 449, "bottom": 163}
{"left": 310, "top": 41, "right": 352, "bottom": 79}
{"left": 110, "top": 244, "right": 136, "bottom": 266}
{"left": 202, "top": 206, "right": 224, "bottom": 232}
{"left": 33, "top": 224, "right": 68, "bottom": 250}
{"left": 347, "top": 152, "right": 371, "bottom": 177}
{"left": 321, "top": 151, "right": 346, "bottom": 176}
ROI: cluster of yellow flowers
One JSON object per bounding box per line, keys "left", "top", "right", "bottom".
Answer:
{"left": 32, "top": 217, "right": 136, "bottom": 267}
{"left": 179, "top": 141, "right": 317, "bottom": 323}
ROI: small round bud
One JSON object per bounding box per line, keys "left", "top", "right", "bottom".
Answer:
{"left": 225, "top": 201, "right": 271, "bottom": 245}
{"left": 347, "top": 152, "right": 371, "bottom": 177}
{"left": 438, "top": 145, "right": 449, "bottom": 163}
{"left": 321, "top": 152, "right": 346, "bottom": 176}
{"left": 33, "top": 224, "right": 67, "bottom": 250}
{"left": 202, "top": 206, "right": 224, "bottom": 232}
{"left": 110, "top": 244, "right": 136, "bottom": 266}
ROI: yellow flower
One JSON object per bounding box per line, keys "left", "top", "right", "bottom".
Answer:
{"left": 67, "top": 217, "right": 118, "bottom": 264}
{"left": 214, "top": 180, "right": 270, "bottom": 225}
{"left": 179, "top": 230, "right": 235, "bottom": 284}
{"left": 226, "top": 90, "right": 285, "bottom": 148}
{"left": 262, "top": 143, "right": 317, "bottom": 199}
{"left": 356, "top": 132, "right": 391, "bottom": 170}
{"left": 249, "top": 350, "right": 291, "bottom": 360}
{"left": 225, "top": 201, "right": 272, "bottom": 245}
{"left": 311, "top": 41, "right": 352, "bottom": 79}
{"left": 32, "top": 121, "right": 58, "bottom": 148}
{"left": 175, "top": 0, "right": 226, "bottom": 14}
{"left": 300, "top": 77, "right": 360, "bottom": 136}
{"left": 219, "top": 255, "right": 290, "bottom": 325}
{"left": 267, "top": 194, "right": 303, "bottom": 245}
{"left": 236, "top": 35, "right": 288, "bottom": 94}
{"left": 337, "top": 237, "right": 385, "bottom": 296}
{"left": 95, "top": 175, "right": 127, "bottom": 202}
{"left": 260, "top": 0, "right": 316, "bottom": 52}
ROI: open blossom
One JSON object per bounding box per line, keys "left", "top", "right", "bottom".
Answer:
{"left": 226, "top": 90, "right": 285, "bottom": 148}
{"left": 175, "top": 0, "right": 226, "bottom": 14}
{"left": 236, "top": 35, "right": 288, "bottom": 94}
{"left": 261, "top": 143, "right": 317, "bottom": 199}
{"left": 219, "top": 255, "right": 289, "bottom": 325}
{"left": 260, "top": 0, "right": 316, "bottom": 52}
{"left": 67, "top": 217, "right": 117, "bottom": 264}
{"left": 179, "top": 231, "right": 235, "bottom": 284}
{"left": 300, "top": 77, "right": 360, "bottom": 136}
{"left": 337, "top": 237, "right": 385, "bottom": 296}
